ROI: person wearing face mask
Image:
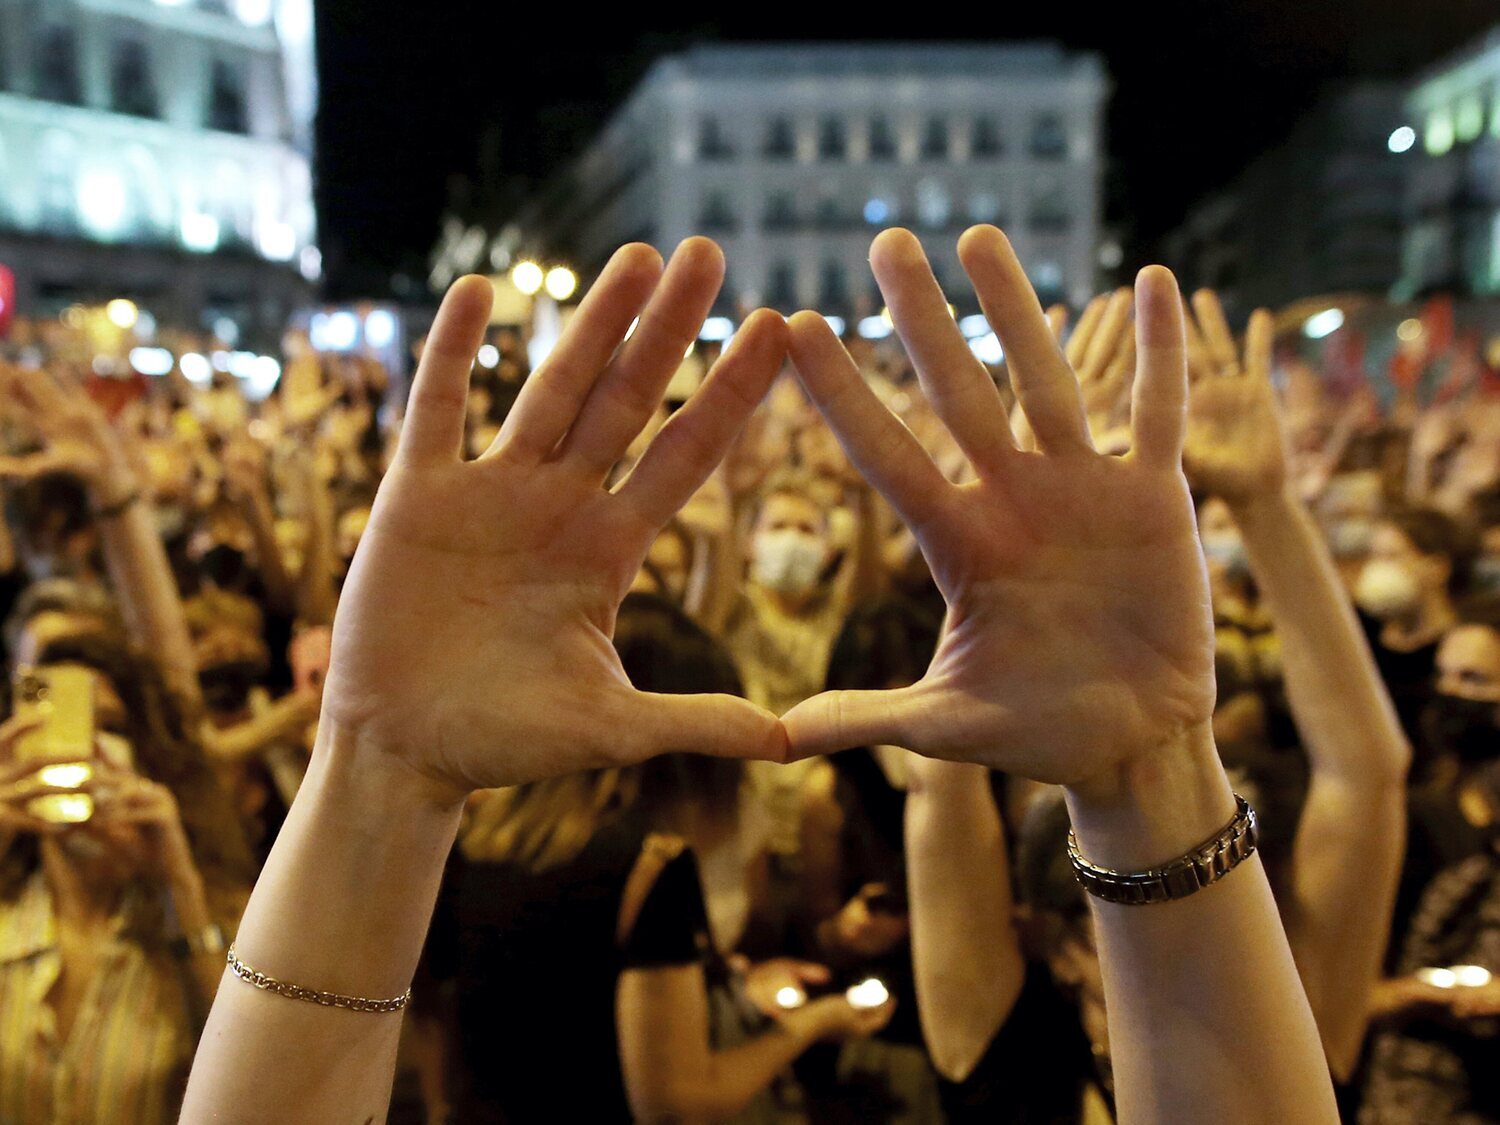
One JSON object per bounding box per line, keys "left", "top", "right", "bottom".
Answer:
{"left": 1361, "top": 757, "right": 1500, "bottom": 1124}
{"left": 720, "top": 471, "right": 884, "bottom": 926}
{"left": 1355, "top": 507, "right": 1474, "bottom": 760}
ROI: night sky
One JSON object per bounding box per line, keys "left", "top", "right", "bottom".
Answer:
{"left": 313, "top": 4, "right": 1499, "bottom": 299}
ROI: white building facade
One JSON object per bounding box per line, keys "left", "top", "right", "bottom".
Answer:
{"left": 0, "top": 0, "right": 318, "bottom": 338}
{"left": 446, "top": 44, "right": 1106, "bottom": 320}
{"left": 1400, "top": 25, "right": 1500, "bottom": 297}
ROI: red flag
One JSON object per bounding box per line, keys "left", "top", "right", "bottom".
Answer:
{"left": 0, "top": 265, "right": 14, "bottom": 338}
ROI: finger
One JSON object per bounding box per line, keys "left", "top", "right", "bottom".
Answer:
{"left": 795, "top": 962, "right": 832, "bottom": 985}
{"left": 780, "top": 684, "right": 927, "bottom": 760}
{"left": 1045, "top": 304, "right": 1068, "bottom": 344}
{"left": 1078, "top": 288, "right": 1132, "bottom": 385}
{"left": 1063, "top": 294, "right": 1107, "bottom": 368}
{"left": 559, "top": 238, "right": 725, "bottom": 477}
{"left": 497, "top": 244, "right": 664, "bottom": 461}
{"left": 957, "top": 225, "right": 1092, "bottom": 455}
{"left": 1191, "top": 290, "right": 1240, "bottom": 377}
{"left": 396, "top": 275, "right": 494, "bottom": 465}
{"left": 1129, "top": 266, "right": 1190, "bottom": 471}
{"left": 625, "top": 692, "right": 787, "bottom": 764}
{"left": 785, "top": 312, "right": 953, "bottom": 532}
{"left": 1180, "top": 306, "right": 1214, "bottom": 385}
{"left": 870, "top": 228, "right": 1015, "bottom": 474}
{"left": 616, "top": 309, "right": 785, "bottom": 528}
{"left": 1245, "top": 308, "right": 1274, "bottom": 383}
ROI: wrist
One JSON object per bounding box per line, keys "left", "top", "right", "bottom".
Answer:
{"left": 313, "top": 718, "right": 472, "bottom": 819}
{"left": 1063, "top": 721, "right": 1238, "bottom": 873}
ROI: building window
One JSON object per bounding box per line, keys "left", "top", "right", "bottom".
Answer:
{"left": 1029, "top": 202, "right": 1071, "bottom": 234}
{"left": 814, "top": 197, "right": 846, "bottom": 231}
{"left": 868, "top": 117, "right": 896, "bottom": 161}
{"left": 1030, "top": 113, "right": 1068, "bottom": 159}
{"left": 921, "top": 117, "right": 949, "bottom": 160}
{"left": 916, "top": 180, "right": 950, "bottom": 230}
{"left": 36, "top": 27, "right": 82, "bottom": 105}
{"left": 698, "top": 191, "right": 737, "bottom": 234}
{"left": 207, "top": 60, "right": 248, "bottom": 133}
{"left": 763, "top": 117, "right": 796, "bottom": 160}
{"left": 38, "top": 131, "right": 79, "bottom": 232}
{"left": 763, "top": 192, "right": 798, "bottom": 232}
{"left": 819, "top": 260, "right": 848, "bottom": 308}
{"left": 972, "top": 117, "right": 1003, "bottom": 159}
{"left": 766, "top": 261, "right": 798, "bottom": 310}
{"left": 698, "top": 117, "right": 734, "bottom": 161}
{"left": 818, "top": 118, "right": 847, "bottom": 161}
{"left": 111, "top": 39, "right": 158, "bottom": 118}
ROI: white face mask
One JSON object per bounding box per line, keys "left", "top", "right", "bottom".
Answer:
{"left": 752, "top": 530, "right": 826, "bottom": 596}
{"left": 1355, "top": 559, "right": 1422, "bottom": 619}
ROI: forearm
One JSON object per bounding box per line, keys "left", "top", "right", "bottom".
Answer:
{"left": 167, "top": 873, "right": 230, "bottom": 1015}
{"left": 1230, "top": 488, "right": 1410, "bottom": 784}
{"left": 905, "top": 759, "right": 1024, "bottom": 1081}
{"left": 1065, "top": 723, "right": 1339, "bottom": 1125}
{"left": 296, "top": 459, "right": 339, "bottom": 627}
{"left": 1229, "top": 488, "right": 1409, "bottom": 1074}
{"left": 647, "top": 1022, "right": 818, "bottom": 1122}
{"left": 96, "top": 498, "right": 202, "bottom": 710}
{"left": 202, "top": 695, "right": 313, "bottom": 763}
{"left": 181, "top": 721, "right": 465, "bottom": 1123}
{"left": 243, "top": 485, "right": 297, "bottom": 615}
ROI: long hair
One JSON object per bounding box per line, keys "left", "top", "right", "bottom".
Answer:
{"left": 460, "top": 593, "right": 746, "bottom": 872}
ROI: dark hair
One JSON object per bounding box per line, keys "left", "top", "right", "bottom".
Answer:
{"left": 615, "top": 593, "right": 744, "bottom": 833}
{"left": 825, "top": 595, "right": 942, "bottom": 694}
{"left": 3, "top": 578, "right": 119, "bottom": 656}
{"left": 5, "top": 471, "right": 94, "bottom": 557}
{"left": 1384, "top": 506, "right": 1475, "bottom": 597}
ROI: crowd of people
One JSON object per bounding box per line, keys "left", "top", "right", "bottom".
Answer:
{"left": 0, "top": 225, "right": 1496, "bottom": 1124}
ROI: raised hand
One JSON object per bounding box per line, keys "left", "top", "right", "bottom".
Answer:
{"left": 324, "top": 239, "right": 789, "bottom": 796}
{"left": 1181, "top": 291, "right": 1286, "bottom": 504}
{"left": 0, "top": 366, "right": 138, "bottom": 500}
{"left": 783, "top": 227, "right": 1215, "bottom": 787}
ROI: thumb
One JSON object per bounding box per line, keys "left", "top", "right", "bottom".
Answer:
{"left": 780, "top": 685, "right": 927, "bottom": 760}
{"left": 627, "top": 691, "right": 788, "bottom": 764}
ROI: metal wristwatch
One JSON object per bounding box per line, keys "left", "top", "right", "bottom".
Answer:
{"left": 1067, "top": 795, "right": 1259, "bottom": 906}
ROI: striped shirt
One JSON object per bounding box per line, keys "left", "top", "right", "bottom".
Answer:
{"left": 0, "top": 873, "right": 194, "bottom": 1124}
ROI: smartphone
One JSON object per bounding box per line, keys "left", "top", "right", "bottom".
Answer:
{"left": 1416, "top": 965, "right": 1493, "bottom": 989}
{"left": 13, "top": 665, "right": 96, "bottom": 825}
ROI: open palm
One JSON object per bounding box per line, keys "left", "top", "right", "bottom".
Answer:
{"left": 1181, "top": 291, "right": 1286, "bottom": 504}
{"left": 326, "top": 240, "right": 788, "bottom": 794}
{"left": 784, "top": 227, "right": 1215, "bottom": 786}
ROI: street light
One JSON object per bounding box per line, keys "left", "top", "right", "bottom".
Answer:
{"left": 106, "top": 299, "right": 139, "bottom": 329}
{"left": 544, "top": 266, "right": 578, "bottom": 301}
{"left": 511, "top": 261, "right": 544, "bottom": 296}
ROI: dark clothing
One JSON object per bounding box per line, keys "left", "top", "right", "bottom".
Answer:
{"left": 1388, "top": 786, "right": 1489, "bottom": 972}
{"left": 1362, "top": 614, "right": 1441, "bottom": 778}
{"left": 1362, "top": 847, "right": 1500, "bottom": 1124}
{"left": 937, "top": 965, "right": 1102, "bottom": 1125}
{"left": 422, "top": 812, "right": 710, "bottom": 1123}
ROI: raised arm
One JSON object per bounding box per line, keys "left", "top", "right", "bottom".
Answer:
{"left": 903, "top": 756, "right": 1024, "bottom": 1082}
{"left": 783, "top": 226, "right": 1338, "bottom": 1125}
{"left": 3, "top": 369, "right": 203, "bottom": 710}
{"left": 1182, "top": 291, "right": 1411, "bottom": 1080}
{"left": 181, "top": 239, "right": 789, "bottom": 1123}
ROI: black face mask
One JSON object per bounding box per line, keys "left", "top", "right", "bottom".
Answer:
{"left": 200, "top": 661, "right": 263, "bottom": 713}
{"left": 199, "top": 543, "right": 249, "bottom": 590}
{"left": 1422, "top": 694, "right": 1500, "bottom": 764}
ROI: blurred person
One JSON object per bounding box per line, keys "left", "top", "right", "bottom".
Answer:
{"left": 0, "top": 628, "right": 254, "bottom": 1121}
{"left": 1360, "top": 759, "right": 1500, "bottom": 1124}
{"left": 1354, "top": 506, "right": 1473, "bottom": 767}
{"left": 795, "top": 594, "right": 949, "bottom": 1121}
